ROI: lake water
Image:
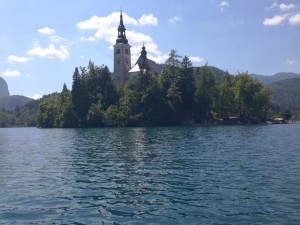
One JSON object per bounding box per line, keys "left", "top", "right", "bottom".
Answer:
{"left": 0, "top": 125, "right": 299, "bottom": 224}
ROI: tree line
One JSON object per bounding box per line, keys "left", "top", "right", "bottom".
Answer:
{"left": 36, "top": 50, "right": 272, "bottom": 128}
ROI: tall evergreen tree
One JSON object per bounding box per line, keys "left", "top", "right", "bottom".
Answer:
{"left": 178, "top": 56, "right": 195, "bottom": 112}
{"left": 194, "top": 64, "right": 217, "bottom": 120}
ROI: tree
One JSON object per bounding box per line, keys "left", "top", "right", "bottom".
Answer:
{"left": 178, "top": 56, "right": 195, "bottom": 112}
{"left": 194, "top": 64, "right": 217, "bottom": 120}
{"left": 86, "top": 103, "right": 104, "bottom": 127}
{"left": 165, "top": 49, "right": 181, "bottom": 68}
{"left": 216, "top": 72, "right": 235, "bottom": 120}
{"left": 37, "top": 95, "right": 60, "bottom": 128}
{"left": 104, "top": 105, "right": 125, "bottom": 127}
{"left": 233, "top": 72, "right": 270, "bottom": 122}
{"left": 120, "top": 71, "right": 164, "bottom": 126}
{"left": 71, "top": 67, "right": 87, "bottom": 125}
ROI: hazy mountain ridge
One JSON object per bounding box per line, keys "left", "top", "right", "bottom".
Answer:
{"left": 0, "top": 77, "right": 10, "bottom": 98}
{"left": 0, "top": 95, "right": 33, "bottom": 111}
{"left": 250, "top": 72, "right": 300, "bottom": 85}
{"left": 268, "top": 78, "right": 300, "bottom": 112}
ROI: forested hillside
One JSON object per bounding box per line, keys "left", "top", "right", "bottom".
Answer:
{"left": 251, "top": 72, "right": 300, "bottom": 85}
{"left": 268, "top": 78, "right": 300, "bottom": 112}
{"left": 0, "top": 95, "right": 32, "bottom": 111}
{"left": 0, "top": 96, "right": 45, "bottom": 127}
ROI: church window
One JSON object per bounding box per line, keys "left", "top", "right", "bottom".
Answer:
{"left": 116, "top": 49, "right": 121, "bottom": 54}
{"left": 125, "top": 49, "right": 129, "bottom": 54}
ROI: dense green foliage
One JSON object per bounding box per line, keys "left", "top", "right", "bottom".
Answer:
{"left": 0, "top": 97, "right": 43, "bottom": 127}
{"left": 268, "top": 78, "right": 300, "bottom": 112}
{"left": 36, "top": 52, "right": 272, "bottom": 128}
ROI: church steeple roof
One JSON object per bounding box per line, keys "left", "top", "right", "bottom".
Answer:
{"left": 141, "top": 43, "right": 147, "bottom": 59}
{"left": 116, "top": 11, "right": 128, "bottom": 44}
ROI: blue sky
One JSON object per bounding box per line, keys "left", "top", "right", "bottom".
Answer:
{"left": 1, "top": 0, "right": 299, "bottom": 99}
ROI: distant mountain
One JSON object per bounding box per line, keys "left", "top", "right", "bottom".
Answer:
{"left": 268, "top": 78, "right": 300, "bottom": 112}
{"left": 0, "top": 95, "right": 33, "bottom": 111}
{"left": 251, "top": 72, "right": 300, "bottom": 85}
{"left": 0, "top": 77, "right": 10, "bottom": 98}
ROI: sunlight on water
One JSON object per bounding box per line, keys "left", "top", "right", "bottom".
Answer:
{"left": 0, "top": 125, "right": 300, "bottom": 224}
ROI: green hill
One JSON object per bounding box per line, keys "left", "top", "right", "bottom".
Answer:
{"left": 268, "top": 78, "right": 300, "bottom": 112}
{"left": 251, "top": 72, "right": 300, "bottom": 85}
{"left": 0, "top": 95, "right": 33, "bottom": 111}
{"left": 0, "top": 95, "right": 46, "bottom": 127}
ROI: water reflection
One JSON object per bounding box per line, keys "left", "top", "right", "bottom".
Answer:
{"left": 0, "top": 125, "right": 300, "bottom": 224}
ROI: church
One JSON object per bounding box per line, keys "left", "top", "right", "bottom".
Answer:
{"left": 113, "top": 12, "right": 161, "bottom": 85}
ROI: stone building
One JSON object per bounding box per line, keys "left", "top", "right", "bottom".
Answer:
{"left": 113, "top": 12, "right": 161, "bottom": 85}
{"left": 113, "top": 11, "right": 131, "bottom": 85}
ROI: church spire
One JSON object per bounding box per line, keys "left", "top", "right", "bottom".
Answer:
{"left": 141, "top": 43, "right": 147, "bottom": 59}
{"left": 116, "top": 11, "right": 128, "bottom": 44}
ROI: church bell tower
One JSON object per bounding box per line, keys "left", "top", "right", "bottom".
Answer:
{"left": 113, "top": 11, "right": 131, "bottom": 85}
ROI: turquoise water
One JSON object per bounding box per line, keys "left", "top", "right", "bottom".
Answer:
{"left": 0, "top": 125, "right": 300, "bottom": 224}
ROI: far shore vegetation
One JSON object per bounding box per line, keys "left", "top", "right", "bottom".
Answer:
{"left": 0, "top": 50, "right": 297, "bottom": 128}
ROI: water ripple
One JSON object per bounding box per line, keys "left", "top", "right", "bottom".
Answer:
{"left": 0, "top": 125, "right": 300, "bottom": 224}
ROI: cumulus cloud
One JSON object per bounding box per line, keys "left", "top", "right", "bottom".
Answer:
{"left": 220, "top": 1, "right": 229, "bottom": 7}
{"left": 264, "top": 2, "right": 299, "bottom": 26}
{"left": 168, "top": 16, "right": 183, "bottom": 23}
{"left": 77, "top": 12, "right": 138, "bottom": 30}
{"left": 189, "top": 56, "right": 205, "bottom": 63}
{"left": 279, "top": 3, "right": 295, "bottom": 11}
{"left": 27, "top": 44, "right": 69, "bottom": 60}
{"left": 289, "top": 13, "right": 300, "bottom": 25}
{"left": 38, "top": 26, "right": 56, "bottom": 35}
{"left": 7, "top": 55, "right": 32, "bottom": 63}
{"left": 29, "top": 94, "right": 42, "bottom": 100}
{"left": 77, "top": 11, "right": 165, "bottom": 64}
{"left": 2, "top": 69, "right": 21, "bottom": 77}
{"left": 139, "top": 14, "right": 158, "bottom": 26}
{"left": 263, "top": 15, "right": 285, "bottom": 26}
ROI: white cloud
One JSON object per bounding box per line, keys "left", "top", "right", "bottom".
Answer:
{"left": 77, "top": 11, "right": 165, "bottom": 64}
{"left": 189, "top": 56, "right": 205, "bottom": 63}
{"left": 263, "top": 15, "right": 285, "bottom": 26}
{"left": 289, "top": 13, "right": 300, "bottom": 25}
{"left": 279, "top": 3, "right": 295, "bottom": 11}
{"left": 38, "top": 26, "right": 56, "bottom": 35}
{"left": 50, "top": 35, "right": 69, "bottom": 42}
{"left": 147, "top": 54, "right": 169, "bottom": 64}
{"left": 220, "top": 1, "right": 229, "bottom": 7}
{"left": 266, "top": 2, "right": 278, "bottom": 10}
{"left": 168, "top": 16, "right": 183, "bottom": 23}
{"left": 29, "top": 94, "right": 42, "bottom": 100}
{"left": 138, "top": 14, "right": 158, "bottom": 26}
{"left": 80, "top": 36, "right": 97, "bottom": 41}
{"left": 285, "top": 59, "right": 298, "bottom": 65}
{"left": 27, "top": 44, "right": 69, "bottom": 61}
{"left": 77, "top": 12, "right": 138, "bottom": 30}
{"left": 7, "top": 55, "right": 32, "bottom": 63}
{"left": 2, "top": 69, "right": 21, "bottom": 77}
